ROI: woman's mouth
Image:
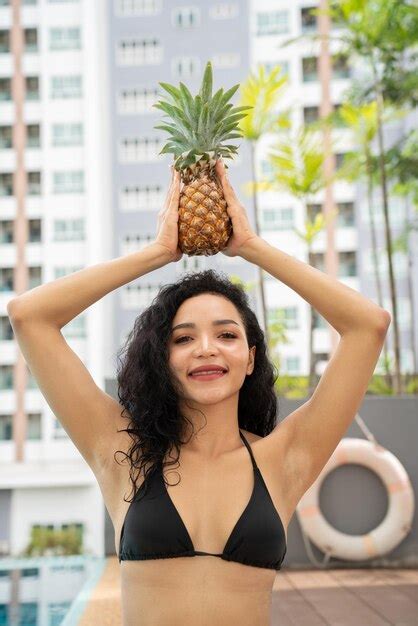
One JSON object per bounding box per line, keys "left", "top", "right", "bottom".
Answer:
{"left": 188, "top": 371, "right": 228, "bottom": 381}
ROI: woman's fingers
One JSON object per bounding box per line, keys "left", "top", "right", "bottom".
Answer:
{"left": 215, "top": 159, "right": 238, "bottom": 205}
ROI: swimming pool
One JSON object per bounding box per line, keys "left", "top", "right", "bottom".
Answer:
{"left": 0, "top": 555, "right": 106, "bottom": 625}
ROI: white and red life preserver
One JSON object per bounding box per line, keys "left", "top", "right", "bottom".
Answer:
{"left": 296, "top": 438, "right": 415, "bottom": 561}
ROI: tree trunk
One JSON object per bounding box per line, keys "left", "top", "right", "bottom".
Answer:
{"left": 372, "top": 61, "right": 403, "bottom": 394}
{"left": 307, "top": 249, "right": 316, "bottom": 396}
{"left": 366, "top": 152, "right": 391, "bottom": 382}
{"left": 249, "top": 141, "right": 270, "bottom": 349}
{"left": 405, "top": 196, "right": 417, "bottom": 376}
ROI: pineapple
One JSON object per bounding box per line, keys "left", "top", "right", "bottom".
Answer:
{"left": 153, "top": 61, "right": 252, "bottom": 256}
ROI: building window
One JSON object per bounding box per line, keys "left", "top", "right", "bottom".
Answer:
{"left": 333, "top": 103, "right": 349, "bottom": 127}
{"left": 117, "top": 87, "right": 159, "bottom": 114}
{"left": 28, "top": 267, "right": 42, "bottom": 289}
{"left": 262, "top": 208, "right": 294, "bottom": 231}
{"left": 27, "top": 413, "right": 42, "bottom": 440}
{"left": 53, "top": 417, "right": 68, "bottom": 439}
{"left": 0, "top": 125, "right": 12, "bottom": 149}
{"left": 27, "top": 171, "right": 41, "bottom": 195}
{"left": 0, "top": 268, "right": 13, "bottom": 292}
{"left": 0, "top": 315, "right": 14, "bottom": 340}
{"left": 49, "top": 27, "right": 81, "bottom": 51}
{"left": 285, "top": 356, "right": 300, "bottom": 374}
{"left": 24, "top": 28, "right": 38, "bottom": 53}
{"left": 115, "top": 0, "right": 161, "bottom": 16}
{"left": 53, "top": 171, "right": 84, "bottom": 193}
{"left": 172, "top": 6, "right": 200, "bottom": 28}
{"left": 209, "top": 3, "right": 239, "bottom": 19}
{"left": 312, "top": 309, "right": 328, "bottom": 330}
{"left": 0, "top": 414, "right": 13, "bottom": 440}
{"left": 332, "top": 53, "right": 350, "bottom": 79}
{"left": 301, "top": 7, "right": 317, "bottom": 33}
{"left": 310, "top": 252, "right": 324, "bottom": 271}
{"left": 257, "top": 11, "right": 289, "bottom": 36}
{"left": 62, "top": 314, "right": 86, "bottom": 339}
{"left": 310, "top": 250, "right": 357, "bottom": 278}
{"left": 122, "top": 233, "right": 154, "bottom": 255}
{"left": 53, "top": 218, "right": 85, "bottom": 241}
{"left": 0, "top": 77, "right": 12, "bottom": 101}
{"left": 262, "top": 61, "right": 290, "bottom": 79}
{"left": 303, "top": 105, "right": 319, "bottom": 125}
{"left": 211, "top": 53, "right": 240, "bottom": 69}
{"left": 52, "top": 123, "right": 83, "bottom": 146}
{"left": 120, "top": 184, "right": 164, "bottom": 211}
{"left": 365, "top": 249, "right": 407, "bottom": 280}
{"left": 0, "top": 173, "right": 13, "bottom": 196}
{"left": 171, "top": 56, "right": 200, "bottom": 79}
{"left": 0, "top": 220, "right": 14, "bottom": 244}
{"left": 337, "top": 202, "right": 355, "bottom": 227}
{"left": 302, "top": 56, "right": 318, "bottom": 82}
{"left": 27, "top": 124, "right": 40, "bottom": 148}
{"left": 116, "top": 38, "right": 162, "bottom": 65}
{"left": 121, "top": 283, "right": 161, "bottom": 309}
{"left": 335, "top": 152, "right": 348, "bottom": 169}
{"left": 268, "top": 306, "right": 298, "bottom": 330}
{"left": 50, "top": 75, "right": 82, "bottom": 99}
{"left": 25, "top": 76, "right": 40, "bottom": 100}
{"left": 26, "top": 368, "right": 38, "bottom": 390}
{"left": 0, "top": 29, "right": 10, "bottom": 54}
{"left": 29, "top": 218, "right": 42, "bottom": 242}
{"left": 54, "top": 265, "right": 83, "bottom": 279}
{"left": 119, "top": 137, "right": 161, "bottom": 162}
{"left": 338, "top": 251, "right": 357, "bottom": 277}
{"left": 0, "top": 365, "right": 13, "bottom": 391}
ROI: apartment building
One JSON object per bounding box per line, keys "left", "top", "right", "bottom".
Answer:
{"left": 0, "top": 0, "right": 109, "bottom": 559}
{"left": 106, "top": 0, "right": 258, "bottom": 357}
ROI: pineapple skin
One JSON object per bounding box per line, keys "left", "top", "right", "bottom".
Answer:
{"left": 178, "top": 166, "right": 232, "bottom": 256}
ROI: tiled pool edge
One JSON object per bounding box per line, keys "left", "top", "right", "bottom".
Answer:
{"left": 60, "top": 557, "right": 107, "bottom": 626}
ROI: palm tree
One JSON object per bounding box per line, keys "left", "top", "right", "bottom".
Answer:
{"left": 327, "top": 100, "right": 397, "bottom": 381}
{"left": 245, "top": 124, "right": 338, "bottom": 393}
{"left": 236, "top": 63, "right": 290, "bottom": 349}
{"left": 280, "top": 0, "right": 418, "bottom": 392}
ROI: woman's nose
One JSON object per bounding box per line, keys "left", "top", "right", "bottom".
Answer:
{"left": 193, "top": 340, "right": 218, "bottom": 355}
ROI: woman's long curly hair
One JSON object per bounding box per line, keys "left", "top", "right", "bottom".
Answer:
{"left": 115, "top": 268, "right": 279, "bottom": 504}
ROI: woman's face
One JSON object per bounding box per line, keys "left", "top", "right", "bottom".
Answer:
{"left": 168, "top": 293, "right": 256, "bottom": 404}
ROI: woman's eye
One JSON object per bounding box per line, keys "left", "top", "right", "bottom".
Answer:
{"left": 174, "top": 332, "right": 237, "bottom": 344}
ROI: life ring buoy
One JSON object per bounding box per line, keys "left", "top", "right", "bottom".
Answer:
{"left": 296, "top": 438, "right": 415, "bottom": 561}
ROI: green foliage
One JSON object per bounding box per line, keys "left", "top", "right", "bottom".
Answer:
{"left": 153, "top": 61, "right": 253, "bottom": 173}
{"left": 21, "top": 525, "right": 83, "bottom": 557}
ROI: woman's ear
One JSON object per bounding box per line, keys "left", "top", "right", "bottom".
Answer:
{"left": 247, "top": 346, "right": 256, "bottom": 376}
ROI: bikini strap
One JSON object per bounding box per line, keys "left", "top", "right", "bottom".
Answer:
{"left": 239, "top": 430, "right": 258, "bottom": 470}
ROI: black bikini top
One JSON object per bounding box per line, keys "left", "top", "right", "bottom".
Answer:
{"left": 118, "top": 430, "right": 287, "bottom": 570}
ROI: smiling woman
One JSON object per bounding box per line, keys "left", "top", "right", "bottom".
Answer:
{"left": 115, "top": 268, "right": 278, "bottom": 478}
{"left": 7, "top": 192, "right": 389, "bottom": 625}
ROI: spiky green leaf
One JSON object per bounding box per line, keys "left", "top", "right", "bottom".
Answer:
{"left": 199, "top": 61, "right": 213, "bottom": 103}
{"left": 158, "top": 82, "right": 182, "bottom": 107}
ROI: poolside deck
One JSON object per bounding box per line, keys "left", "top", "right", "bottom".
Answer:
{"left": 77, "top": 557, "right": 418, "bottom": 625}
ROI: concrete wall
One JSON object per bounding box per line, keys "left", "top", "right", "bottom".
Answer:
{"left": 279, "top": 396, "right": 418, "bottom": 568}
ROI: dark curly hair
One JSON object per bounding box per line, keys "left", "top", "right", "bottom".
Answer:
{"left": 114, "top": 268, "right": 279, "bottom": 504}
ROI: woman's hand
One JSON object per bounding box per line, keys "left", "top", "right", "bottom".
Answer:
{"left": 154, "top": 165, "right": 183, "bottom": 263}
{"left": 215, "top": 159, "right": 259, "bottom": 258}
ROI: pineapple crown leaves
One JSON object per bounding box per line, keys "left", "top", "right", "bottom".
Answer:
{"left": 153, "top": 61, "right": 253, "bottom": 167}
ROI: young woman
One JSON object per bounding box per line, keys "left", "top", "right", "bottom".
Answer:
{"left": 7, "top": 159, "right": 390, "bottom": 625}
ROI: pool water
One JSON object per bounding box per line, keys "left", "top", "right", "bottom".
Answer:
{"left": 0, "top": 555, "right": 106, "bottom": 626}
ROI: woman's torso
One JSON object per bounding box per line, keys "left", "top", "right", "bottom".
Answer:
{"left": 96, "top": 426, "right": 292, "bottom": 626}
